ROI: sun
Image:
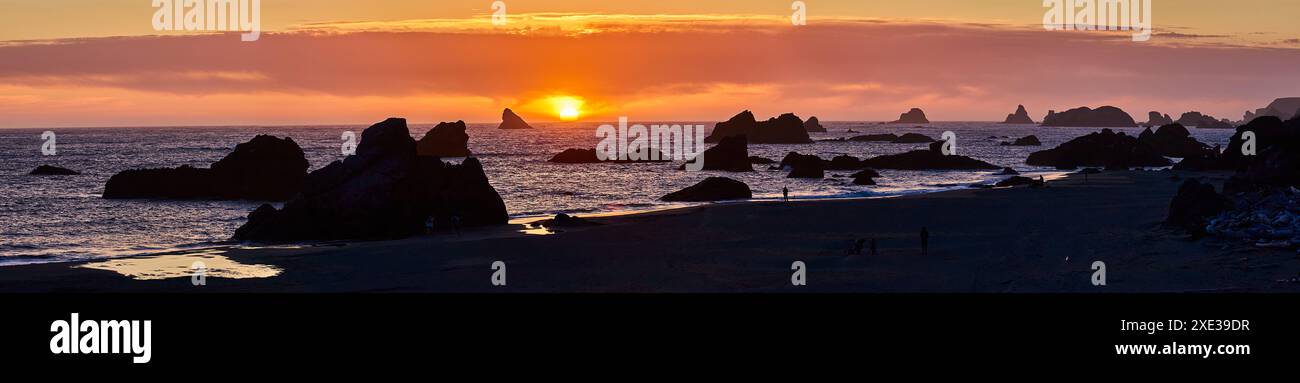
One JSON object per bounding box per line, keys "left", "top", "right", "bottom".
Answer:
{"left": 546, "top": 95, "right": 585, "bottom": 121}
{"left": 559, "top": 105, "right": 580, "bottom": 121}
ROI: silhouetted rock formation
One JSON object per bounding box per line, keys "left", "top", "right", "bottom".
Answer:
{"left": 416, "top": 120, "right": 471, "bottom": 157}
{"left": 1175, "top": 111, "right": 1232, "bottom": 129}
{"left": 1025, "top": 129, "right": 1170, "bottom": 168}
{"left": 892, "top": 133, "right": 936, "bottom": 143}
{"left": 891, "top": 108, "right": 930, "bottom": 124}
{"left": 1136, "top": 123, "right": 1212, "bottom": 158}
{"left": 851, "top": 168, "right": 880, "bottom": 185}
{"left": 779, "top": 152, "right": 826, "bottom": 178}
{"left": 1221, "top": 116, "right": 1300, "bottom": 193}
{"left": 1144, "top": 111, "right": 1174, "bottom": 127}
{"left": 30, "top": 165, "right": 79, "bottom": 175}
{"left": 688, "top": 135, "right": 752, "bottom": 171}
{"left": 551, "top": 148, "right": 670, "bottom": 163}
{"left": 995, "top": 176, "right": 1040, "bottom": 187}
{"left": 233, "top": 118, "right": 508, "bottom": 241}
{"left": 1165, "top": 179, "right": 1229, "bottom": 236}
{"left": 497, "top": 108, "right": 534, "bottom": 130}
{"left": 997, "top": 167, "right": 1020, "bottom": 175}
{"left": 805, "top": 116, "right": 827, "bottom": 132}
{"left": 1003, "top": 105, "right": 1035, "bottom": 124}
{"left": 1040, "top": 106, "right": 1136, "bottom": 127}
{"left": 862, "top": 145, "right": 999, "bottom": 170}
{"left": 661, "top": 177, "right": 752, "bottom": 202}
{"left": 1001, "top": 135, "right": 1041, "bottom": 146}
{"left": 849, "top": 133, "right": 899, "bottom": 142}
{"left": 104, "top": 135, "right": 307, "bottom": 201}
{"left": 704, "top": 111, "right": 812, "bottom": 144}
{"left": 1243, "top": 97, "right": 1300, "bottom": 122}
{"left": 826, "top": 155, "right": 867, "bottom": 170}
{"left": 538, "top": 213, "right": 601, "bottom": 228}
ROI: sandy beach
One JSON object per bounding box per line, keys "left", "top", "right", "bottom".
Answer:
{"left": 3, "top": 169, "right": 1297, "bottom": 293}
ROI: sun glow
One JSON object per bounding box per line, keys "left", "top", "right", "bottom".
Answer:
{"left": 548, "top": 96, "right": 585, "bottom": 121}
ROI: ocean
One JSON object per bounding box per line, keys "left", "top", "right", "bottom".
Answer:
{"left": 0, "top": 121, "right": 1235, "bottom": 265}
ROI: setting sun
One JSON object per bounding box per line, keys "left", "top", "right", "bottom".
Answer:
{"left": 547, "top": 95, "right": 585, "bottom": 121}
{"left": 559, "top": 105, "right": 580, "bottom": 120}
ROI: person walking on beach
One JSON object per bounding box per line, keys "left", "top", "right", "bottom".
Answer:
{"left": 782, "top": 186, "right": 790, "bottom": 202}
{"left": 920, "top": 227, "right": 929, "bottom": 256}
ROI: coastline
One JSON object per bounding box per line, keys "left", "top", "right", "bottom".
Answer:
{"left": 4, "top": 169, "right": 1299, "bottom": 293}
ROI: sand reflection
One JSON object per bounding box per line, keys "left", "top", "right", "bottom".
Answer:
{"left": 76, "top": 249, "right": 282, "bottom": 280}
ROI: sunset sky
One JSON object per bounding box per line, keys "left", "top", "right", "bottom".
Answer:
{"left": 2, "top": 0, "right": 1299, "bottom": 128}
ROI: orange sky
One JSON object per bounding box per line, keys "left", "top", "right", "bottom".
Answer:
{"left": 2, "top": 0, "right": 1300, "bottom": 128}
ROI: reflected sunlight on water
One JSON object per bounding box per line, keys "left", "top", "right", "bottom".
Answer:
{"left": 75, "top": 249, "right": 282, "bottom": 280}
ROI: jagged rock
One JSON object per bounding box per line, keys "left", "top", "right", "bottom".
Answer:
{"left": 497, "top": 108, "right": 534, "bottom": 130}
{"left": 661, "top": 177, "right": 752, "bottom": 202}
{"left": 891, "top": 108, "right": 930, "bottom": 124}
{"left": 1165, "top": 179, "right": 1229, "bottom": 236}
{"left": 1144, "top": 111, "right": 1174, "bottom": 127}
{"left": 549, "top": 148, "right": 670, "bottom": 163}
{"left": 233, "top": 118, "right": 508, "bottom": 241}
{"left": 1176, "top": 111, "right": 1232, "bottom": 129}
{"left": 892, "top": 133, "right": 936, "bottom": 143}
{"left": 416, "top": 120, "right": 471, "bottom": 157}
{"left": 1001, "top": 135, "right": 1041, "bottom": 146}
{"left": 1003, "top": 105, "right": 1035, "bottom": 124}
{"left": 682, "top": 135, "right": 752, "bottom": 171}
{"left": 29, "top": 165, "right": 79, "bottom": 175}
{"left": 849, "top": 134, "right": 899, "bottom": 142}
{"left": 825, "top": 155, "right": 867, "bottom": 171}
{"left": 862, "top": 145, "right": 999, "bottom": 170}
{"left": 851, "top": 168, "right": 880, "bottom": 185}
{"left": 104, "top": 135, "right": 307, "bottom": 201}
{"left": 1137, "top": 123, "right": 1213, "bottom": 158}
{"left": 1040, "top": 106, "right": 1136, "bottom": 127}
{"left": 780, "top": 152, "right": 826, "bottom": 178}
{"left": 805, "top": 116, "right": 827, "bottom": 132}
{"left": 1243, "top": 97, "right": 1300, "bottom": 122}
{"left": 1025, "top": 129, "right": 1170, "bottom": 168}
{"left": 704, "top": 110, "right": 812, "bottom": 144}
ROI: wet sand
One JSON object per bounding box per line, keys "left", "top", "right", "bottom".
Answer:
{"left": 3, "top": 170, "right": 1299, "bottom": 293}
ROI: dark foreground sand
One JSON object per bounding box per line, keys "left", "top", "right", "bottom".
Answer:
{"left": 3, "top": 170, "right": 1299, "bottom": 293}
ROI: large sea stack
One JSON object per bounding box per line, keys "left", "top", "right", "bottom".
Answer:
{"left": 1002, "top": 105, "right": 1035, "bottom": 124}
{"left": 805, "top": 116, "right": 827, "bottom": 132}
{"left": 704, "top": 110, "right": 812, "bottom": 144}
{"left": 104, "top": 135, "right": 308, "bottom": 201}
{"left": 1040, "top": 106, "right": 1136, "bottom": 127}
{"left": 233, "top": 118, "right": 508, "bottom": 241}
{"left": 1025, "top": 129, "right": 1169, "bottom": 168}
{"left": 891, "top": 108, "right": 930, "bottom": 124}
{"left": 497, "top": 108, "right": 534, "bottom": 130}
{"left": 416, "top": 120, "right": 471, "bottom": 157}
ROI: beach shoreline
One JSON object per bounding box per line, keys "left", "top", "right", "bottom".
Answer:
{"left": 3, "top": 170, "right": 1298, "bottom": 293}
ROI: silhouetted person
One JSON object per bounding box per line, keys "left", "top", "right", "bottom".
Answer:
{"left": 870, "top": 238, "right": 878, "bottom": 257}
{"left": 783, "top": 186, "right": 790, "bottom": 202}
{"left": 920, "top": 227, "right": 929, "bottom": 256}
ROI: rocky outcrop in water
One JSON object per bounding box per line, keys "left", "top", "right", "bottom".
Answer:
{"left": 891, "top": 108, "right": 930, "bottom": 124}
{"left": 805, "top": 116, "right": 827, "bottom": 132}
{"left": 497, "top": 108, "right": 534, "bottom": 130}
{"left": 1001, "top": 135, "right": 1041, "bottom": 146}
{"left": 1243, "top": 97, "right": 1300, "bottom": 122}
{"left": 661, "top": 177, "right": 752, "bottom": 202}
{"left": 1040, "top": 106, "right": 1136, "bottom": 127}
{"left": 104, "top": 135, "right": 308, "bottom": 201}
{"left": 416, "top": 120, "right": 471, "bottom": 157}
{"left": 30, "top": 165, "right": 79, "bottom": 175}
{"left": 892, "top": 133, "right": 936, "bottom": 143}
{"left": 1144, "top": 111, "right": 1174, "bottom": 127}
{"left": 862, "top": 145, "right": 999, "bottom": 170}
{"left": 684, "top": 135, "right": 753, "bottom": 171}
{"left": 1176, "top": 112, "right": 1232, "bottom": 129}
{"left": 1136, "top": 123, "right": 1213, "bottom": 158}
{"left": 705, "top": 111, "right": 812, "bottom": 144}
{"left": 779, "top": 152, "right": 826, "bottom": 178}
{"left": 233, "top": 118, "right": 508, "bottom": 241}
{"left": 1003, "top": 105, "right": 1035, "bottom": 124}
{"left": 851, "top": 168, "right": 880, "bottom": 185}
{"left": 1025, "top": 129, "right": 1170, "bottom": 168}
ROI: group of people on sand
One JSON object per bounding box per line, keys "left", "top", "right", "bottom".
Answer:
{"left": 846, "top": 227, "right": 929, "bottom": 257}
